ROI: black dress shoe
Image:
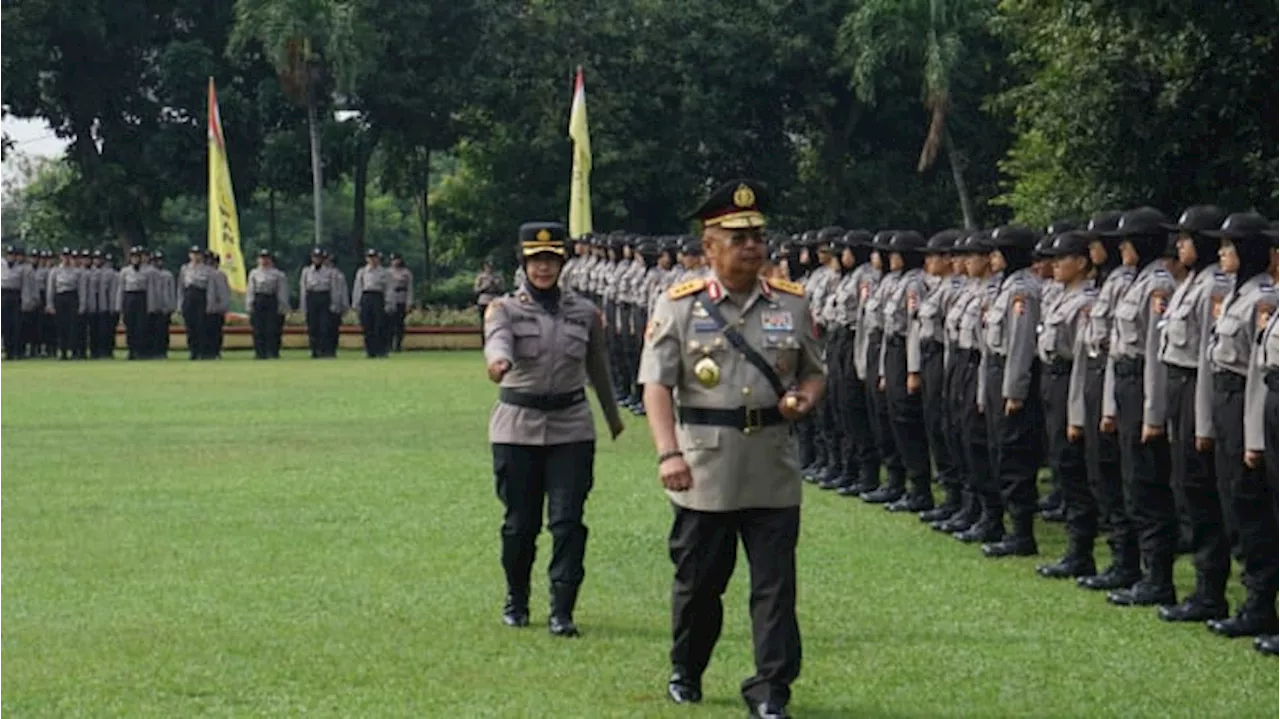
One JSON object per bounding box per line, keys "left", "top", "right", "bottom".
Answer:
{"left": 860, "top": 486, "right": 903, "bottom": 504}
{"left": 838, "top": 482, "right": 873, "bottom": 497}
{"left": 1040, "top": 506, "right": 1066, "bottom": 523}
{"left": 667, "top": 671, "right": 702, "bottom": 704}
{"left": 502, "top": 595, "right": 530, "bottom": 627}
{"left": 1254, "top": 635, "right": 1279, "bottom": 656}
{"left": 936, "top": 508, "right": 979, "bottom": 534}
{"left": 904, "top": 494, "right": 934, "bottom": 512}
{"left": 1208, "top": 609, "right": 1279, "bottom": 639}
{"left": 919, "top": 503, "right": 960, "bottom": 524}
{"left": 954, "top": 520, "right": 1004, "bottom": 544}
{"left": 884, "top": 496, "right": 914, "bottom": 513}
{"left": 982, "top": 535, "right": 1038, "bottom": 558}
{"left": 1158, "top": 595, "right": 1229, "bottom": 623}
{"left": 1037, "top": 553, "right": 1095, "bottom": 578}
{"left": 1077, "top": 564, "right": 1142, "bottom": 591}
{"left": 818, "top": 474, "right": 848, "bottom": 490}
{"left": 548, "top": 614, "right": 580, "bottom": 637}
{"left": 1107, "top": 581, "right": 1176, "bottom": 607}
{"left": 748, "top": 703, "right": 791, "bottom": 719}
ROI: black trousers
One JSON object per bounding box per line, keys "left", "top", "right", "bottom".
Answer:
{"left": 865, "top": 331, "right": 905, "bottom": 488}
{"left": 816, "top": 331, "right": 841, "bottom": 472}
{"left": 884, "top": 336, "right": 931, "bottom": 498}
{"left": 94, "top": 312, "right": 116, "bottom": 358}
{"left": 1167, "top": 365, "right": 1228, "bottom": 599}
{"left": 182, "top": 287, "right": 207, "bottom": 359}
{"left": 146, "top": 311, "right": 169, "bottom": 358}
{"left": 618, "top": 305, "right": 636, "bottom": 398}
{"left": 630, "top": 307, "right": 648, "bottom": 401}
{"left": 306, "top": 291, "right": 333, "bottom": 358}
{"left": 329, "top": 311, "right": 342, "bottom": 353}
{"left": 492, "top": 441, "right": 595, "bottom": 593}
{"left": 922, "top": 341, "right": 961, "bottom": 491}
{"left": 957, "top": 353, "right": 992, "bottom": 505}
{"left": 1042, "top": 362, "right": 1096, "bottom": 545}
{"left": 76, "top": 307, "right": 90, "bottom": 358}
{"left": 834, "top": 328, "right": 877, "bottom": 485}
{"left": 941, "top": 348, "right": 969, "bottom": 491}
{"left": 53, "top": 291, "right": 79, "bottom": 357}
{"left": 669, "top": 504, "right": 801, "bottom": 709}
{"left": 21, "top": 307, "right": 39, "bottom": 357}
{"left": 1266, "top": 379, "right": 1278, "bottom": 510}
{"left": 205, "top": 313, "right": 224, "bottom": 358}
{"left": 122, "top": 293, "right": 148, "bottom": 359}
{"left": 390, "top": 302, "right": 407, "bottom": 351}
{"left": 2, "top": 289, "right": 21, "bottom": 359}
{"left": 359, "top": 291, "right": 386, "bottom": 357}
{"left": 86, "top": 311, "right": 101, "bottom": 358}
{"left": 251, "top": 295, "right": 280, "bottom": 359}
{"left": 984, "top": 357, "right": 1043, "bottom": 535}
{"left": 1084, "top": 356, "right": 1135, "bottom": 567}
{"left": 1114, "top": 363, "right": 1175, "bottom": 586}
{"left": 1213, "top": 373, "right": 1277, "bottom": 607}
{"left": 41, "top": 306, "right": 56, "bottom": 356}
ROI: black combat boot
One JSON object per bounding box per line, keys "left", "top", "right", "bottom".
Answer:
{"left": 1158, "top": 591, "right": 1229, "bottom": 623}
{"left": 954, "top": 504, "right": 1004, "bottom": 543}
{"left": 1107, "top": 567, "right": 1176, "bottom": 607}
{"left": 548, "top": 582, "right": 581, "bottom": 637}
{"left": 1036, "top": 539, "right": 1095, "bottom": 578}
{"left": 502, "top": 591, "right": 530, "bottom": 627}
{"left": 1254, "top": 635, "right": 1279, "bottom": 656}
{"left": 935, "top": 493, "right": 979, "bottom": 533}
{"left": 1078, "top": 535, "right": 1142, "bottom": 590}
{"left": 1208, "top": 594, "right": 1279, "bottom": 639}
{"left": 920, "top": 486, "right": 962, "bottom": 523}
{"left": 860, "top": 483, "right": 904, "bottom": 504}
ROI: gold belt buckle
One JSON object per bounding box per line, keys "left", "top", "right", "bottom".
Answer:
{"left": 743, "top": 407, "right": 763, "bottom": 435}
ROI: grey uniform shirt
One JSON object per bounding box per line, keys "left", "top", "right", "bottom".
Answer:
{"left": 83, "top": 267, "right": 103, "bottom": 313}
{"left": 1156, "top": 264, "right": 1233, "bottom": 435}
{"left": 46, "top": 265, "right": 89, "bottom": 313}
{"left": 329, "top": 267, "right": 350, "bottom": 314}
{"left": 206, "top": 270, "right": 231, "bottom": 314}
{"left": 1200, "top": 273, "right": 1277, "bottom": 440}
{"left": 851, "top": 265, "right": 883, "bottom": 380}
{"left": 882, "top": 267, "right": 927, "bottom": 374}
{"left": 828, "top": 271, "right": 858, "bottom": 329}
{"left": 483, "top": 286, "right": 620, "bottom": 445}
{"left": 1084, "top": 265, "right": 1138, "bottom": 362}
{"left": 246, "top": 267, "right": 290, "bottom": 313}
{"left": 387, "top": 267, "right": 413, "bottom": 309}
{"left": 300, "top": 264, "right": 337, "bottom": 314}
{"left": 96, "top": 267, "right": 119, "bottom": 314}
{"left": 1101, "top": 260, "right": 1176, "bottom": 425}
{"left": 474, "top": 270, "right": 503, "bottom": 306}
{"left": 114, "top": 264, "right": 162, "bottom": 314}
{"left": 2, "top": 260, "right": 38, "bottom": 310}
{"left": 979, "top": 268, "right": 1041, "bottom": 404}
{"left": 1244, "top": 311, "right": 1278, "bottom": 452}
{"left": 179, "top": 263, "right": 212, "bottom": 290}
{"left": 638, "top": 275, "right": 825, "bottom": 512}
{"left": 1042, "top": 279, "right": 1064, "bottom": 313}
{"left": 352, "top": 265, "right": 389, "bottom": 308}
{"left": 33, "top": 266, "right": 50, "bottom": 305}
{"left": 806, "top": 266, "right": 839, "bottom": 329}
{"left": 1044, "top": 283, "right": 1097, "bottom": 427}
{"left": 153, "top": 269, "right": 177, "bottom": 313}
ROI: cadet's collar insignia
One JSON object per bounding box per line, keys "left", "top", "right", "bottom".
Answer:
{"left": 518, "top": 292, "right": 530, "bottom": 303}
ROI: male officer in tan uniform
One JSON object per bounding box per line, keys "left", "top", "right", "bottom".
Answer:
{"left": 639, "top": 179, "right": 825, "bottom": 719}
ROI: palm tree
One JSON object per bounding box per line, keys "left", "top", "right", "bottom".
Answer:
{"left": 838, "top": 0, "right": 991, "bottom": 228}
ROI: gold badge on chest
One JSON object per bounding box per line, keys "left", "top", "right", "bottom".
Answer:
{"left": 694, "top": 356, "right": 722, "bottom": 388}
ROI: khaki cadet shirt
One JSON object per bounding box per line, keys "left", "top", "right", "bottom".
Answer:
{"left": 1101, "top": 260, "right": 1177, "bottom": 425}
{"left": 637, "top": 275, "right": 825, "bottom": 512}
{"left": 246, "top": 267, "right": 290, "bottom": 313}
{"left": 1244, "top": 311, "right": 1278, "bottom": 452}
{"left": 483, "top": 286, "right": 620, "bottom": 445}
{"left": 850, "top": 265, "right": 882, "bottom": 380}
{"left": 979, "top": 268, "right": 1041, "bottom": 406}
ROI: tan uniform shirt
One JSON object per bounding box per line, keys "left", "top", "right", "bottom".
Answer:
{"left": 638, "top": 275, "right": 825, "bottom": 512}
{"left": 484, "top": 287, "right": 621, "bottom": 445}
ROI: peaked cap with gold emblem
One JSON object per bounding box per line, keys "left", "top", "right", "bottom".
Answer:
{"left": 686, "top": 178, "right": 771, "bottom": 229}
{"left": 518, "top": 221, "right": 568, "bottom": 257}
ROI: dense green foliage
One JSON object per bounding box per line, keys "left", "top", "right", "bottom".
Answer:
{"left": 3, "top": 0, "right": 1276, "bottom": 297}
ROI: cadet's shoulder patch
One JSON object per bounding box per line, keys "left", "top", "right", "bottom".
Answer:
{"left": 766, "top": 277, "right": 806, "bottom": 297}
{"left": 668, "top": 278, "right": 706, "bottom": 300}
{"left": 484, "top": 300, "right": 502, "bottom": 322}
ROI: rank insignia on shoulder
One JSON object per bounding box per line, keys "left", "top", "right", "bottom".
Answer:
{"left": 766, "top": 277, "right": 805, "bottom": 297}
{"left": 668, "top": 278, "right": 706, "bottom": 300}
{"left": 484, "top": 301, "right": 501, "bottom": 321}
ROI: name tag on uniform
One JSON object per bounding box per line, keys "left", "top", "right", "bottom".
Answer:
{"left": 761, "top": 311, "right": 793, "bottom": 332}
{"left": 693, "top": 320, "right": 718, "bottom": 332}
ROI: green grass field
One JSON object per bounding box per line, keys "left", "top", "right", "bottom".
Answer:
{"left": 2, "top": 351, "right": 1275, "bottom": 718}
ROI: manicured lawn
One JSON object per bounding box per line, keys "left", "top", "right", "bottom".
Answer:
{"left": 2, "top": 351, "right": 1274, "bottom": 717}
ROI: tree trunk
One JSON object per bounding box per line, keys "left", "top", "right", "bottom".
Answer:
{"left": 351, "top": 128, "right": 378, "bottom": 258}
{"left": 945, "top": 130, "right": 976, "bottom": 230}
{"left": 306, "top": 97, "right": 324, "bottom": 247}
{"left": 267, "top": 189, "right": 278, "bottom": 249}
{"left": 421, "top": 150, "right": 432, "bottom": 288}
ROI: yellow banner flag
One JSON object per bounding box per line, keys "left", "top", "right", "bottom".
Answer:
{"left": 568, "top": 67, "right": 592, "bottom": 239}
{"left": 207, "top": 78, "right": 247, "bottom": 294}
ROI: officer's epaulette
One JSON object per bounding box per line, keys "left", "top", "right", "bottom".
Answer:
{"left": 766, "top": 277, "right": 806, "bottom": 297}
{"left": 668, "top": 278, "right": 706, "bottom": 300}
{"left": 1261, "top": 282, "right": 1277, "bottom": 293}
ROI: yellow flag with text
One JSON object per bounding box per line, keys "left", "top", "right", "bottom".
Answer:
{"left": 568, "top": 67, "right": 592, "bottom": 239}
{"left": 207, "top": 78, "right": 247, "bottom": 293}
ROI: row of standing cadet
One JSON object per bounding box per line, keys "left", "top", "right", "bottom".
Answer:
{"left": 297, "top": 247, "right": 415, "bottom": 359}
{"left": 786, "top": 210, "right": 1278, "bottom": 658}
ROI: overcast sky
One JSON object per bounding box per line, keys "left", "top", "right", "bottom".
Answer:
{"left": 3, "top": 115, "right": 70, "bottom": 174}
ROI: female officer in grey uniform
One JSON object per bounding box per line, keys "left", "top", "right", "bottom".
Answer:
{"left": 859, "top": 232, "right": 907, "bottom": 504}
{"left": 1152, "top": 205, "right": 1233, "bottom": 623}
{"left": 1197, "top": 212, "right": 1278, "bottom": 641}
{"left": 976, "top": 226, "right": 1043, "bottom": 558}
{"left": 483, "top": 222, "right": 625, "bottom": 637}
{"left": 1244, "top": 289, "right": 1278, "bottom": 656}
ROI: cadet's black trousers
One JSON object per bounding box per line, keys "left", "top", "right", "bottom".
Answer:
{"left": 205, "top": 313, "right": 224, "bottom": 358}
{"left": 182, "top": 287, "right": 207, "bottom": 359}
{"left": 251, "top": 295, "right": 280, "bottom": 359}
{"left": 2, "top": 289, "right": 21, "bottom": 359}
{"left": 817, "top": 330, "right": 842, "bottom": 472}
{"left": 984, "top": 355, "right": 1043, "bottom": 535}
{"left": 1166, "top": 365, "right": 1228, "bottom": 599}
{"left": 1042, "top": 360, "right": 1096, "bottom": 545}
{"left": 41, "top": 304, "right": 56, "bottom": 356}
{"left": 54, "top": 291, "right": 79, "bottom": 358}
{"left": 922, "top": 339, "right": 961, "bottom": 491}
{"left": 669, "top": 504, "right": 801, "bottom": 710}
{"left": 630, "top": 307, "right": 648, "bottom": 401}
{"left": 493, "top": 441, "right": 595, "bottom": 593}
{"left": 146, "top": 311, "right": 169, "bottom": 358}
{"left": 1213, "top": 372, "right": 1277, "bottom": 606}
{"left": 865, "top": 330, "right": 905, "bottom": 487}
{"left": 1114, "top": 359, "right": 1175, "bottom": 586}
{"left": 1266, "top": 373, "right": 1279, "bottom": 508}
{"left": 884, "top": 336, "right": 931, "bottom": 498}
{"left": 1084, "top": 355, "right": 1135, "bottom": 568}
{"left": 21, "top": 307, "right": 39, "bottom": 357}
{"left": 833, "top": 328, "right": 877, "bottom": 485}
{"left": 359, "top": 291, "right": 386, "bottom": 357}
{"left": 122, "top": 292, "right": 147, "bottom": 359}
{"left": 955, "top": 351, "right": 991, "bottom": 504}
{"left": 93, "top": 311, "right": 116, "bottom": 358}
{"left": 306, "top": 290, "right": 333, "bottom": 358}
{"left": 390, "top": 302, "right": 407, "bottom": 352}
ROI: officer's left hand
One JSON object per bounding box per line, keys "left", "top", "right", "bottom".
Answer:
{"left": 1140, "top": 424, "right": 1164, "bottom": 443}
{"left": 1244, "top": 450, "right": 1261, "bottom": 469}
{"left": 906, "top": 373, "right": 921, "bottom": 394}
{"left": 486, "top": 359, "right": 511, "bottom": 383}
{"left": 1004, "top": 398, "right": 1023, "bottom": 416}
{"left": 779, "top": 391, "right": 813, "bottom": 421}
{"left": 609, "top": 419, "right": 625, "bottom": 440}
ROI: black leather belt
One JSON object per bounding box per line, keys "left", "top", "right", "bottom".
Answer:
{"left": 1165, "top": 363, "right": 1196, "bottom": 379}
{"left": 962, "top": 348, "right": 982, "bottom": 365}
{"left": 987, "top": 353, "right": 1006, "bottom": 370}
{"left": 1045, "top": 358, "right": 1072, "bottom": 376}
{"left": 678, "top": 405, "right": 786, "bottom": 432}
{"left": 1213, "top": 371, "right": 1245, "bottom": 392}
{"left": 885, "top": 335, "right": 906, "bottom": 347}
{"left": 1086, "top": 354, "right": 1107, "bottom": 371}
{"left": 499, "top": 388, "right": 586, "bottom": 411}
{"left": 1266, "top": 370, "right": 1278, "bottom": 392}
{"left": 922, "top": 339, "right": 944, "bottom": 355}
{"left": 1, "top": 288, "right": 19, "bottom": 295}
{"left": 1114, "top": 357, "right": 1143, "bottom": 377}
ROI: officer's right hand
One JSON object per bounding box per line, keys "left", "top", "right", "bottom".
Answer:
{"left": 1245, "top": 450, "right": 1261, "bottom": 469}
{"left": 660, "top": 455, "right": 693, "bottom": 492}
{"left": 1100, "top": 416, "right": 1116, "bottom": 434}
{"left": 1067, "top": 425, "right": 1083, "bottom": 443}
{"left": 1196, "top": 436, "right": 1213, "bottom": 452}
{"left": 486, "top": 359, "right": 511, "bottom": 383}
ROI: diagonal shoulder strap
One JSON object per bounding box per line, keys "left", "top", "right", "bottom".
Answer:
{"left": 696, "top": 290, "right": 788, "bottom": 398}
